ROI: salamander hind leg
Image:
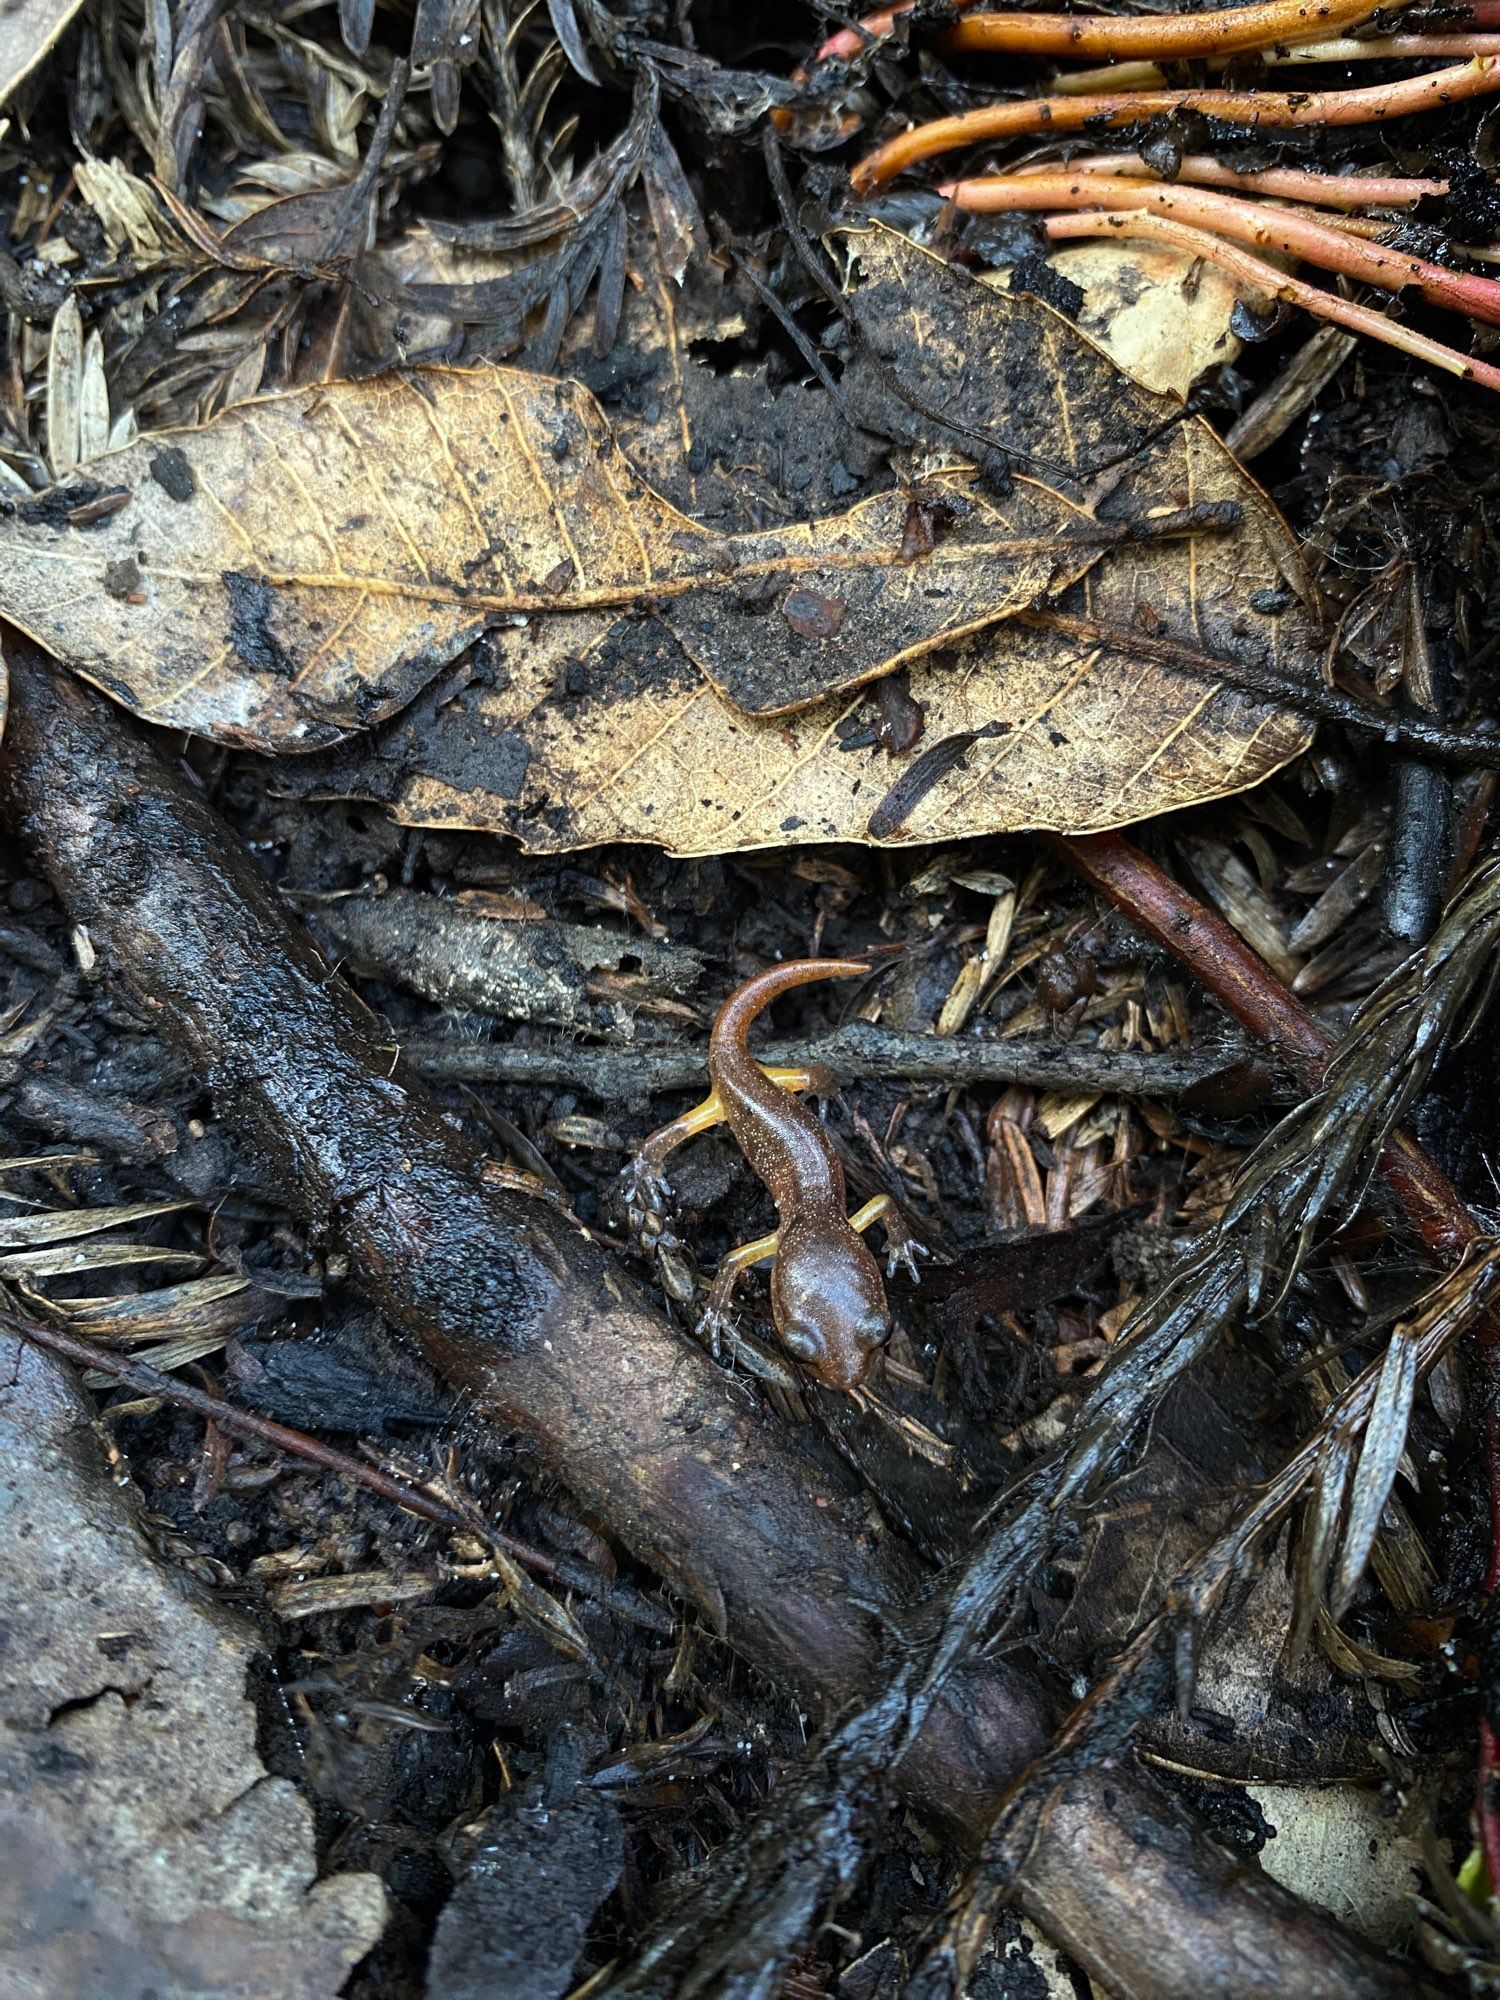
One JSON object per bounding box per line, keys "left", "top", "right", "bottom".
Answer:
{"left": 621, "top": 1089, "right": 726, "bottom": 1245}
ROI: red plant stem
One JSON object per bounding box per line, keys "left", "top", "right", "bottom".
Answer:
{"left": 1041, "top": 209, "right": 1500, "bottom": 392}
{"left": 1045, "top": 832, "right": 1491, "bottom": 1270}
{"left": 851, "top": 55, "right": 1500, "bottom": 188}
{"left": 941, "top": 171, "right": 1500, "bottom": 323}
{"left": 815, "top": 0, "right": 1388, "bottom": 65}
{"left": 1000, "top": 153, "right": 1446, "bottom": 208}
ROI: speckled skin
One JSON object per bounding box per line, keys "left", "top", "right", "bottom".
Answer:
{"left": 708, "top": 959, "right": 890, "bottom": 1391}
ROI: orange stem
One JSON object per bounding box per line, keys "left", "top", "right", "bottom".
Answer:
{"left": 1040, "top": 207, "right": 1500, "bottom": 390}
{"left": 851, "top": 55, "right": 1500, "bottom": 189}
{"left": 942, "top": 171, "right": 1500, "bottom": 323}
{"left": 999, "top": 153, "right": 1446, "bottom": 208}
{"left": 942, "top": 0, "right": 1396, "bottom": 60}
{"left": 815, "top": 0, "right": 1389, "bottom": 65}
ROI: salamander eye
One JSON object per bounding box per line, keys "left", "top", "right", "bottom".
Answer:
{"left": 854, "top": 1311, "right": 889, "bottom": 1352}
{"left": 782, "top": 1325, "right": 822, "bottom": 1363}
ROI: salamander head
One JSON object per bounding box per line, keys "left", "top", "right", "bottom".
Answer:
{"left": 770, "top": 1214, "right": 890, "bottom": 1392}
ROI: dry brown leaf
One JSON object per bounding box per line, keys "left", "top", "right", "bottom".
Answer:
{"left": 0, "top": 349, "right": 1124, "bottom": 746}
{"left": 1, "top": 222, "right": 1314, "bottom": 844}
{"left": 290, "top": 225, "right": 1316, "bottom": 851}
{"left": 0, "top": 0, "right": 86, "bottom": 108}
{"left": 1004, "top": 240, "right": 1261, "bottom": 400}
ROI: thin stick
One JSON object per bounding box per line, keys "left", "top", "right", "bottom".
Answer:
{"left": 942, "top": 0, "right": 1398, "bottom": 60}
{"left": 1045, "top": 832, "right": 1489, "bottom": 1267}
{"left": 942, "top": 171, "right": 1500, "bottom": 324}
{"left": 404, "top": 1024, "right": 1254, "bottom": 1099}
{"left": 852, "top": 55, "right": 1500, "bottom": 189}
{"left": 815, "top": 0, "right": 1390, "bottom": 66}
{"left": 2, "top": 1306, "right": 674, "bottom": 1631}
{"left": 1017, "top": 606, "right": 1500, "bottom": 770}
{"left": 1055, "top": 35, "right": 1500, "bottom": 92}
{"left": 1041, "top": 208, "right": 1500, "bottom": 393}
{"left": 997, "top": 153, "right": 1446, "bottom": 209}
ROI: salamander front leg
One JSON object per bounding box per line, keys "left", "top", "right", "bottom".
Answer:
{"left": 697, "top": 1229, "right": 779, "bottom": 1358}
{"left": 849, "top": 1193, "right": 928, "bottom": 1283}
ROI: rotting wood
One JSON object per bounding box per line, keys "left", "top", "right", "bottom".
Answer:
{"left": 0, "top": 640, "right": 1418, "bottom": 1998}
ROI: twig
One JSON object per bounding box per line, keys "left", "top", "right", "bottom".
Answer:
{"left": 1019, "top": 608, "right": 1500, "bottom": 770}
{"left": 1040, "top": 209, "right": 1500, "bottom": 393}
{"left": 403, "top": 1022, "right": 1270, "bottom": 1101}
{"left": 325, "top": 57, "right": 411, "bottom": 261}
{"left": 814, "top": 0, "right": 1388, "bottom": 66}
{"left": 942, "top": 0, "right": 1401, "bottom": 60}
{"left": 851, "top": 56, "right": 1500, "bottom": 189}
{"left": 941, "top": 171, "right": 1500, "bottom": 325}
{"left": 2, "top": 1306, "right": 675, "bottom": 1633}
{"left": 1047, "top": 831, "right": 1493, "bottom": 1263}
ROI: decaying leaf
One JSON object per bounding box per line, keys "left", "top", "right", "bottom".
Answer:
{"left": 0, "top": 1333, "right": 386, "bottom": 1995}
{"left": 1010, "top": 240, "right": 1259, "bottom": 400}
{"left": 302, "top": 227, "right": 1316, "bottom": 851}
{"left": 0, "top": 222, "right": 1315, "bottom": 845}
{"left": 0, "top": 355, "right": 1124, "bottom": 746}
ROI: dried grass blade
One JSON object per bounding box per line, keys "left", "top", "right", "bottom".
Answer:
{"left": 83, "top": 1328, "right": 230, "bottom": 1381}
{"left": 78, "top": 330, "right": 111, "bottom": 463}
{"left": 0, "top": 1198, "right": 193, "bottom": 1249}
{"left": 1287, "top": 1423, "right": 1355, "bottom": 1663}
{"left": 53, "top": 1271, "right": 255, "bottom": 1331}
{"left": 45, "top": 293, "right": 82, "bottom": 478}
{"left": 1331, "top": 1326, "right": 1419, "bottom": 1616}
{"left": 0, "top": 1239, "right": 203, "bottom": 1278}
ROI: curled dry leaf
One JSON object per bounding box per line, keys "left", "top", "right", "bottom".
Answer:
{"left": 0, "top": 224, "right": 1315, "bottom": 846}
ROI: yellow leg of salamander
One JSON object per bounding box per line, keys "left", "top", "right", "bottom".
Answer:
{"left": 847, "top": 1193, "right": 927, "bottom": 1281}
{"left": 623, "top": 1066, "right": 835, "bottom": 1241}
{"left": 699, "top": 1227, "right": 781, "bottom": 1358}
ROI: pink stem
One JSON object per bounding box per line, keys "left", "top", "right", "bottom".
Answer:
{"left": 1041, "top": 207, "right": 1500, "bottom": 391}
{"left": 943, "top": 171, "right": 1500, "bottom": 323}
{"left": 999, "top": 152, "right": 1446, "bottom": 208}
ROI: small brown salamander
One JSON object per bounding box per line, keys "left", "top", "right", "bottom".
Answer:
{"left": 623, "top": 958, "right": 921, "bottom": 1392}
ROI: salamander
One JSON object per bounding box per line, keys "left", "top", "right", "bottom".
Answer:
{"left": 623, "top": 958, "right": 921, "bottom": 1391}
